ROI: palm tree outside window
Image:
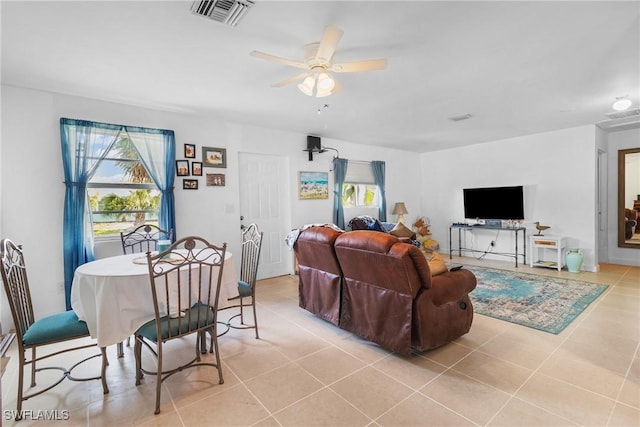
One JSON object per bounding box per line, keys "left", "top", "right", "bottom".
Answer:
{"left": 88, "top": 135, "right": 161, "bottom": 236}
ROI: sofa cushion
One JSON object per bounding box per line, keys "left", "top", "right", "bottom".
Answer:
{"left": 390, "top": 222, "right": 414, "bottom": 238}
{"left": 426, "top": 251, "right": 448, "bottom": 276}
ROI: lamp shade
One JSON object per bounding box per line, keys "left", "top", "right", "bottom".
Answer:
{"left": 315, "top": 87, "right": 332, "bottom": 98}
{"left": 298, "top": 76, "right": 315, "bottom": 97}
{"left": 317, "top": 73, "right": 335, "bottom": 91}
{"left": 392, "top": 202, "right": 408, "bottom": 215}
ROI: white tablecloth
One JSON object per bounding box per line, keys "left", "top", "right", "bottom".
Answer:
{"left": 71, "top": 251, "right": 237, "bottom": 348}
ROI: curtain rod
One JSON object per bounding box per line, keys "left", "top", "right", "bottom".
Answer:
{"left": 325, "top": 147, "right": 383, "bottom": 166}
{"left": 332, "top": 158, "right": 380, "bottom": 165}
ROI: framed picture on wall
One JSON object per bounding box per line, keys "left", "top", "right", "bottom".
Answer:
{"left": 206, "top": 173, "right": 225, "bottom": 187}
{"left": 176, "top": 160, "right": 189, "bottom": 176}
{"left": 184, "top": 143, "right": 196, "bottom": 159}
{"left": 298, "top": 171, "right": 329, "bottom": 200}
{"left": 202, "top": 147, "right": 226, "bottom": 168}
{"left": 191, "top": 161, "right": 202, "bottom": 176}
{"left": 183, "top": 179, "right": 198, "bottom": 190}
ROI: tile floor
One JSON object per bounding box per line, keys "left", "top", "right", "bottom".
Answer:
{"left": 1, "top": 257, "right": 639, "bottom": 426}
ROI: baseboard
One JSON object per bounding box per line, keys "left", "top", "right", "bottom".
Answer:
{"left": 606, "top": 256, "right": 640, "bottom": 267}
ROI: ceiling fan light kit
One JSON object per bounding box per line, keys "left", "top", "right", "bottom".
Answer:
{"left": 250, "top": 25, "right": 387, "bottom": 98}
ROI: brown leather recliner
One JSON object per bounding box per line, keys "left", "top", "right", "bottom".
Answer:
{"left": 293, "top": 226, "right": 344, "bottom": 325}
{"left": 334, "top": 230, "right": 476, "bottom": 355}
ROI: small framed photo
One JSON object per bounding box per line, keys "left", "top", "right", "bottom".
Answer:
{"left": 183, "top": 179, "right": 198, "bottom": 190}
{"left": 176, "top": 160, "right": 189, "bottom": 176}
{"left": 184, "top": 143, "right": 196, "bottom": 159}
{"left": 191, "top": 161, "right": 202, "bottom": 176}
{"left": 206, "top": 173, "right": 225, "bottom": 187}
{"left": 202, "top": 146, "right": 226, "bottom": 168}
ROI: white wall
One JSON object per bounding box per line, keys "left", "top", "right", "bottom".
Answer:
{"left": 2, "top": 83, "right": 635, "bottom": 333}
{"left": 0, "top": 85, "right": 420, "bottom": 329}
{"left": 420, "top": 126, "right": 600, "bottom": 271}
{"left": 606, "top": 126, "right": 640, "bottom": 266}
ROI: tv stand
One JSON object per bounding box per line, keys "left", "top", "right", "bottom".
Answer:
{"left": 449, "top": 224, "right": 527, "bottom": 267}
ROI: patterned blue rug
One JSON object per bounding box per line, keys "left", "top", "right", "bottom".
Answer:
{"left": 465, "top": 266, "right": 608, "bottom": 334}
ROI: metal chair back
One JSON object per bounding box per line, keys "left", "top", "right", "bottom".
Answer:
{"left": 239, "top": 223, "right": 263, "bottom": 295}
{"left": 146, "top": 236, "right": 227, "bottom": 340}
{"left": 214, "top": 223, "right": 263, "bottom": 339}
{"left": 120, "top": 224, "right": 173, "bottom": 254}
{"left": 0, "top": 239, "right": 34, "bottom": 341}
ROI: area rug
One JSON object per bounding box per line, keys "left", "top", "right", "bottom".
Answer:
{"left": 465, "top": 266, "right": 608, "bottom": 334}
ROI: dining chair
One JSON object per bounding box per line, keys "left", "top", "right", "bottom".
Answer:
{"left": 120, "top": 224, "right": 173, "bottom": 255}
{"left": 118, "top": 224, "right": 174, "bottom": 357}
{"left": 134, "top": 236, "right": 226, "bottom": 415}
{"left": 218, "top": 223, "right": 263, "bottom": 340}
{"left": 0, "top": 238, "right": 109, "bottom": 420}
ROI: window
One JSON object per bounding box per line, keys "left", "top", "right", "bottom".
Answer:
{"left": 341, "top": 162, "right": 380, "bottom": 208}
{"left": 87, "top": 132, "right": 160, "bottom": 237}
{"left": 342, "top": 184, "right": 379, "bottom": 207}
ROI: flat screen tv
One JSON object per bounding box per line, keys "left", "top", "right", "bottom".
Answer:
{"left": 463, "top": 186, "right": 524, "bottom": 220}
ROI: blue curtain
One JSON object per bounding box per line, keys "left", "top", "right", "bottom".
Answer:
{"left": 60, "top": 118, "right": 176, "bottom": 309}
{"left": 333, "top": 158, "right": 348, "bottom": 229}
{"left": 124, "top": 126, "right": 176, "bottom": 238}
{"left": 371, "top": 161, "right": 387, "bottom": 222}
{"left": 60, "top": 118, "right": 121, "bottom": 309}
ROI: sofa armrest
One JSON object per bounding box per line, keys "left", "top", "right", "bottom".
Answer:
{"left": 427, "top": 269, "right": 477, "bottom": 306}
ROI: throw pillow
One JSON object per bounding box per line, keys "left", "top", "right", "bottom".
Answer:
{"left": 390, "top": 222, "right": 414, "bottom": 238}
{"left": 369, "top": 219, "right": 384, "bottom": 232}
{"left": 427, "top": 251, "right": 448, "bottom": 276}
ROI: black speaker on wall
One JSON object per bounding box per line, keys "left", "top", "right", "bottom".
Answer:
{"left": 305, "top": 135, "right": 322, "bottom": 161}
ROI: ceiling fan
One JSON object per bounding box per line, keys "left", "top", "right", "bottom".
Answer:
{"left": 250, "top": 25, "right": 388, "bottom": 98}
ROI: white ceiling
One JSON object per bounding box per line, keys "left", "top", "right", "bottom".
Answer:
{"left": 2, "top": 1, "right": 639, "bottom": 153}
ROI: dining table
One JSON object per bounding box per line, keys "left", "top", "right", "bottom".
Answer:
{"left": 70, "top": 250, "right": 237, "bottom": 349}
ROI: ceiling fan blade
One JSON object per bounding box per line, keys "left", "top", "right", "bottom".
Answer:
{"left": 331, "top": 58, "right": 388, "bottom": 73}
{"left": 316, "top": 25, "right": 344, "bottom": 63}
{"left": 250, "top": 50, "right": 309, "bottom": 70}
{"left": 271, "top": 73, "right": 309, "bottom": 88}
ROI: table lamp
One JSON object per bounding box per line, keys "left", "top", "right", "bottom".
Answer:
{"left": 392, "top": 202, "right": 408, "bottom": 224}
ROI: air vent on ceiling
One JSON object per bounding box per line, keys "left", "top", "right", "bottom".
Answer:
{"left": 596, "top": 108, "right": 640, "bottom": 129}
{"left": 448, "top": 113, "right": 473, "bottom": 122}
{"left": 191, "top": 0, "right": 254, "bottom": 27}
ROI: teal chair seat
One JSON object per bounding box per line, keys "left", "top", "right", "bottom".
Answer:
{"left": 137, "top": 303, "right": 215, "bottom": 342}
{"left": 23, "top": 310, "right": 90, "bottom": 346}
{"left": 237, "top": 280, "right": 252, "bottom": 298}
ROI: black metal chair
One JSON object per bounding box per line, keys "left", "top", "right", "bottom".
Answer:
{"left": 218, "top": 223, "right": 263, "bottom": 340}
{"left": 118, "top": 224, "right": 173, "bottom": 357}
{"left": 0, "top": 238, "right": 108, "bottom": 420}
{"left": 134, "top": 236, "right": 226, "bottom": 415}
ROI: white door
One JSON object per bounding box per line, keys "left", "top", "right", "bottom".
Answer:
{"left": 238, "top": 153, "right": 291, "bottom": 279}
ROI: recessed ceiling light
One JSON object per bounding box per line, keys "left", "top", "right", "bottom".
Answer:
{"left": 613, "top": 96, "right": 632, "bottom": 111}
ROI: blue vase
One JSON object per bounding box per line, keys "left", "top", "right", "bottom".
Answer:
{"left": 566, "top": 248, "right": 583, "bottom": 273}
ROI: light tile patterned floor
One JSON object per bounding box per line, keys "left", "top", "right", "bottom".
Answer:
{"left": 1, "top": 257, "right": 638, "bottom": 426}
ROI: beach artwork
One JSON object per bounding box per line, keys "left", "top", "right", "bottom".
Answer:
{"left": 298, "top": 171, "right": 329, "bottom": 200}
